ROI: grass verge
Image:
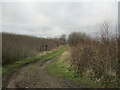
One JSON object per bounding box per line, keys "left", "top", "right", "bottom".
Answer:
{"left": 2, "top": 46, "right": 65, "bottom": 76}
{"left": 45, "top": 49, "right": 120, "bottom": 88}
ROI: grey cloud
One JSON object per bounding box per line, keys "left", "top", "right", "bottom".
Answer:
{"left": 2, "top": 2, "right": 117, "bottom": 37}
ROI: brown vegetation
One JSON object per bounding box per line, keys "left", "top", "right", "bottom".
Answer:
{"left": 2, "top": 33, "right": 62, "bottom": 65}
{"left": 68, "top": 22, "right": 119, "bottom": 87}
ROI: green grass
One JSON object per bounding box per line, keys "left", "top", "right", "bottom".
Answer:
{"left": 45, "top": 50, "right": 120, "bottom": 88}
{"left": 45, "top": 51, "right": 97, "bottom": 88}
{"left": 2, "top": 46, "right": 65, "bottom": 76}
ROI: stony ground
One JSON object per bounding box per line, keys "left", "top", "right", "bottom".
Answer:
{"left": 6, "top": 58, "right": 84, "bottom": 88}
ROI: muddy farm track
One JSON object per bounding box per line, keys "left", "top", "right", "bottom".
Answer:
{"left": 3, "top": 58, "right": 85, "bottom": 88}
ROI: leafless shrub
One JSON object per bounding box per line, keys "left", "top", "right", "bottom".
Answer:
{"left": 69, "top": 21, "right": 119, "bottom": 87}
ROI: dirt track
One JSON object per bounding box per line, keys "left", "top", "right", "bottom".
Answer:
{"left": 4, "top": 58, "right": 85, "bottom": 88}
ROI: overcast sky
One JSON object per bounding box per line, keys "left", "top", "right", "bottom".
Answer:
{"left": 1, "top": 1, "right": 118, "bottom": 38}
